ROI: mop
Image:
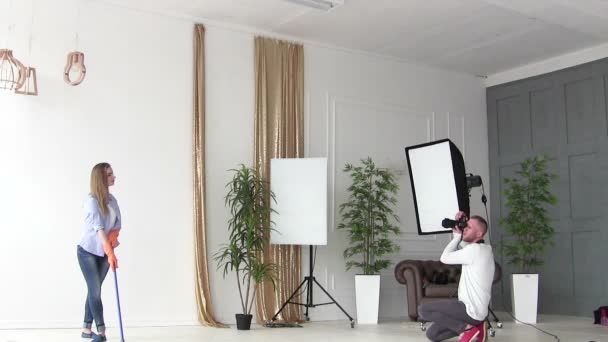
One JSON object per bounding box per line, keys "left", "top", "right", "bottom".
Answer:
{"left": 107, "top": 230, "right": 125, "bottom": 341}
{"left": 113, "top": 269, "right": 125, "bottom": 342}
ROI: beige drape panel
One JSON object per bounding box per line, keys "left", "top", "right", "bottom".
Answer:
{"left": 193, "top": 24, "right": 225, "bottom": 328}
{"left": 254, "top": 36, "right": 304, "bottom": 323}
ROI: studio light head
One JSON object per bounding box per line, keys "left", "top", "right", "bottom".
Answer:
{"left": 466, "top": 174, "right": 482, "bottom": 189}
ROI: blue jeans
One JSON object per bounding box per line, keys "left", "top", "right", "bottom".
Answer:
{"left": 77, "top": 245, "right": 110, "bottom": 333}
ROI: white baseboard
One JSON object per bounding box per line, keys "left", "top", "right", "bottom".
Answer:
{"left": 0, "top": 320, "right": 200, "bottom": 329}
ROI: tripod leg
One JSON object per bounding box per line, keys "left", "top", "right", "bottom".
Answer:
{"left": 312, "top": 278, "right": 354, "bottom": 322}
{"left": 488, "top": 307, "right": 502, "bottom": 328}
{"left": 489, "top": 307, "right": 499, "bottom": 322}
{"left": 272, "top": 278, "right": 308, "bottom": 321}
{"left": 304, "top": 277, "right": 312, "bottom": 320}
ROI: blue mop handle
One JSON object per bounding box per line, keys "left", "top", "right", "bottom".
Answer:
{"left": 113, "top": 270, "right": 125, "bottom": 342}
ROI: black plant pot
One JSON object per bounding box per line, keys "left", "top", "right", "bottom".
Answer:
{"left": 235, "top": 314, "right": 253, "bottom": 330}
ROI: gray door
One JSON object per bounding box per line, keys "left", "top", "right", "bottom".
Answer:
{"left": 487, "top": 58, "right": 608, "bottom": 316}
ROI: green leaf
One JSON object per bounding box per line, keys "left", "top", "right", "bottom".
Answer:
{"left": 338, "top": 157, "right": 401, "bottom": 274}
{"left": 500, "top": 155, "right": 558, "bottom": 273}
{"left": 216, "top": 164, "right": 278, "bottom": 314}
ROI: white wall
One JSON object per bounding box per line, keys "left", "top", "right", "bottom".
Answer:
{"left": 0, "top": 0, "right": 197, "bottom": 328}
{"left": 303, "top": 46, "right": 488, "bottom": 321}
{"left": 1, "top": 0, "right": 487, "bottom": 328}
{"left": 205, "top": 26, "right": 255, "bottom": 324}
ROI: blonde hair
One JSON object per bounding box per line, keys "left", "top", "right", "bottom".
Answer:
{"left": 90, "top": 162, "right": 111, "bottom": 216}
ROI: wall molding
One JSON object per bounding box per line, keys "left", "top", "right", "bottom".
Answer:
{"left": 326, "top": 93, "right": 435, "bottom": 236}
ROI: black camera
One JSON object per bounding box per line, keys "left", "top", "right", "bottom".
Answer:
{"left": 441, "top": 216, "right": 468, "bottom": 230}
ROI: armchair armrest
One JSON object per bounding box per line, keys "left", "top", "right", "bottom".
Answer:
{"left": 394, "top": 260, "right": 425, "bottom": 320}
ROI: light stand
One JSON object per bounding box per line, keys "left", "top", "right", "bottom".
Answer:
{"left": 271, "top": 245, "right": 355, "bottom": 328}
{"left": 268, "top": 158, "right": 353, "bottom": 327}
{"left": 475, "top": 176, "right": 502, "bottom": 334}
{"left": 465, "top": 175, "right": 503, "bottom": 335}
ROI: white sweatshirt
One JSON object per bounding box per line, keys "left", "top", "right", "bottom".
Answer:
{"left": 440, "top": 233, "right": 495, "bottom": 321}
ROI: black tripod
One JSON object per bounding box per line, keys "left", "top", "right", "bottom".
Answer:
{"left": 271, "top": 245, "right": 355, "bottom": 328}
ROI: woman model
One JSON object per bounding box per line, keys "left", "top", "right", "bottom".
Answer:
{"left": 77, "top": 162, "right": 121, "bottom": 341}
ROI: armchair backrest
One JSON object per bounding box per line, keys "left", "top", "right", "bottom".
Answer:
{"left": 419, "top": 260, "right": 461, "bottom": 284}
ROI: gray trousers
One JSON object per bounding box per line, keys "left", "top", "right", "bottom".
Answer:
{"left": 418, "top": 300, "right": 482, "bottom": 342}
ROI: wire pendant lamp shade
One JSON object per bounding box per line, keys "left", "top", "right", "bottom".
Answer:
{"left": 0, "top": 49, "right": 27, "bottom": 90}
{"left": 15, "top": 66, "right": 38, "bottom": 96}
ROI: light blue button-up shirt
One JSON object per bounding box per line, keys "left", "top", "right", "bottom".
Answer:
{"left": 78, "top": 193, "right": 122, "bottom": 257}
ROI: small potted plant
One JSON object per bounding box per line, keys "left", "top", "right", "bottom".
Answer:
{"left": 338, "top": 157, "right": 400, "bottom": 324}
{"left": 214, "top": 165, "right": 276, "bottom": 330}
{"left": 500, "top": 155, "right": 557, "bottom": 324}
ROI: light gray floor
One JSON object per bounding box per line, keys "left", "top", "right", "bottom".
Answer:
{"left": 0, "top": 314, "right": 606, "bottom": 342}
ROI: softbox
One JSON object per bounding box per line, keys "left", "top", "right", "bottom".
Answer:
{"left": 405, "top": 139, "right": 469, "bottom": 235}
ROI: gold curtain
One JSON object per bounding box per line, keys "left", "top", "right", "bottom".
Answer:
{"left": 193, "top": 24, "right": 225, "bottom": 328}
{"left": 254, "top": 36, "right": 304, "bottom": 323}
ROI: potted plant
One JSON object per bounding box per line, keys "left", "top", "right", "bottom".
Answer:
{"left": 500, "top": 155, "right": 557, "bottom": 324}
{"left": 214, "top": 165, "right": 276, "bottom": 330}
{"left": 338, "top": 157, "right": 400, "bottom": 324}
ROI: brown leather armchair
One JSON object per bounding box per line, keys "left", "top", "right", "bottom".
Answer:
{"left": 394, "top": 260, "right": 462, "bottom": 321}
{"left": 394, "top": 260, "right": 503, "bottom": 322}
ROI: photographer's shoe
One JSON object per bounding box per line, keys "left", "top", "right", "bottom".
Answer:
{"left": 458, "top": 324, "right": 480, "bottom": 342}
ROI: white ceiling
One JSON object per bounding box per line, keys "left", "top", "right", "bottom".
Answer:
{"left": 101, "top": 0, "right": 608, "bottom": 76}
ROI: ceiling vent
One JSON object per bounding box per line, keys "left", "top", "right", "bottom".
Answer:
{"left": 284, "top": 0, "right": 344, "bottom": 11}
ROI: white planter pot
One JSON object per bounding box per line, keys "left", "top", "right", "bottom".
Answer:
{"left": 511, "top": 274, "right": 539, "bottom": 324}
{"left": 355, "top": 274, "right": 380, "bottom": 324}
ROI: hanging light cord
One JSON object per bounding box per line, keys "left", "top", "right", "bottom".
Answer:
{"left": 5, "top": 0, "right": 14, "bottom": 48}
{"left": 27, "top": 0, "right": 35, "bottom": 59}
{"left": 74, "top": 0, "right": 82, "bottom": 51}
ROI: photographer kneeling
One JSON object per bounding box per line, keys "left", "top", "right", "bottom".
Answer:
{"left": 418, "top": 211, "right": 495, "bottom": 342}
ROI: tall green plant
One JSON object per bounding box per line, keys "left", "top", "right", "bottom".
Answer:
{"left": 214, "top": 165, "right": 276, "bottom": 315}
{"left": 338, "top": 157, "right": 400, "bottom": 275}
{"left": 500, "top": 155, "right": 557, "bottom": 274}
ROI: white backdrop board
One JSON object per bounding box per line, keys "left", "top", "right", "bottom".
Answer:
{"left": 270, "top": 158, "right": 328, "bottom": 245}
